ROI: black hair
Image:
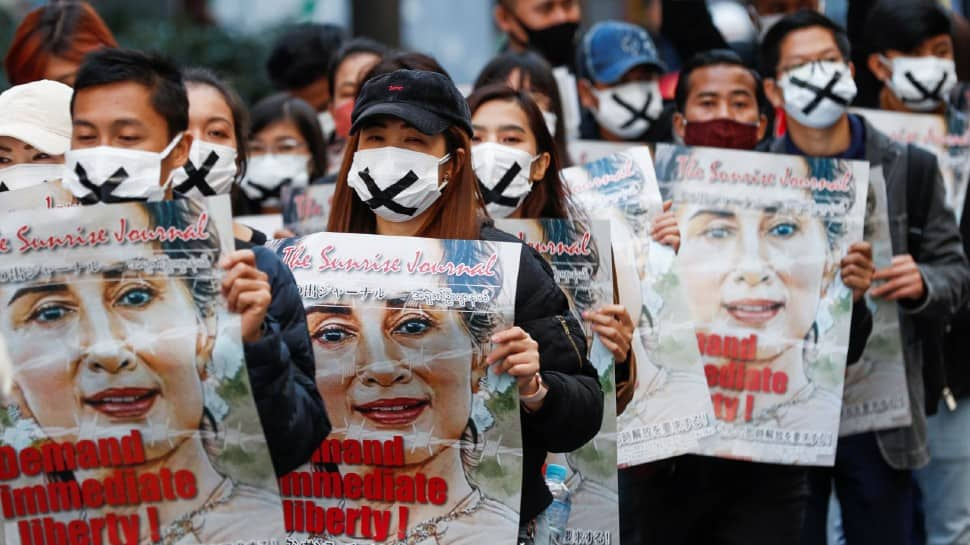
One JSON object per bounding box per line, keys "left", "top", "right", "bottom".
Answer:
{"left": 183, "top": 67, "right": 251, "bottom": 179}
{"left": 250, "top": 93, "right": 328, "bottom": 180}
{"left": 73, "top": 48, "right": 188, "bottom": 139}
{"left": 361, "top": 51, "right": 451, "bottom": 84}
{"left": 863, "top": 0, "right": 951, "bottom": 56}
{"left": 675, "top": 49, "right": 768, "bottom": 114}
{"left": 759, "top": 10, "right": 851, "bottom": 77}
{"left": 474, "top": 51, "right": 571, "bottom": 166}
{"left": 326, "top": 37, "right": 389, "bottom": 99}
{"left": 267, "top": 23, "right": 347, "bottom": 91}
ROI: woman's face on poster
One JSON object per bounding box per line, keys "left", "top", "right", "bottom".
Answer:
{"left": 0, "top": 206, "right": 212, "bottom": 459}
{"left": 676, "top": 183, "right": 832, "bottom": 361}
{"left": 306, "top": 264, "right": 478, "bottom": 465}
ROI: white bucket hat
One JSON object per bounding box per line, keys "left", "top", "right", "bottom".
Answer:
{"left": 0, "top": 79, "right": 73, "bottom": 155}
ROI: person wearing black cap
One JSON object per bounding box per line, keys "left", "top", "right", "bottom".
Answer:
{"left": 327, "top": 69, "right": 604, "bottom": 545}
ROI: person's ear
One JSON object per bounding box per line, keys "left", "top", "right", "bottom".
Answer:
{"left": 530, "top": 151, "right": 551, "bottom": 181}
{"left": 168, "top": 131, "right": 192, "bottom": 170}
{"left": 441, "top": 147, "right": 465, "bottom": 185}
{"left": 493, "top": 4, "right": 526, "bottom": 43}
{"left": 848, "top": 60, "right": 856, "bottom": 79}
{"left": 578, "top": 79, "right": 599, "bottom": 111}
{"left": 763, "top": 78, "right": 785, "bottom": 110}
{"left": 672, "top": 112, "right": 687, "bottom": 141}
{"left": 867, "top": 53, "right": 892, "bottom": 82}
{"left": 756, "top": 113, "right": 769, "bottom": 141}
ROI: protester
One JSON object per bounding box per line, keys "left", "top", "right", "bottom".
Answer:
{"left": 576, "top": 20, "right": 670, "bottom": 143}
{"left": 860, "top": 2, "right": 970, "bottom": 543}
{"left": 492, "top": 0, "right": 581, "bottom": 68}
{"left": 62, "top": 48, "right": 330, "bottom": 477}
{"left": 610, "top": 48, "right": 874, "bottom": 545}
{"left": 758, "top": 12, "right": 970, "bottom": 545}
{"left": 323, "top": 37, "right": 387, "bottom": 174}
{"left": 266, "top": 23, "right": 347, "bottom": 117}
{"left": 326, "top": 68, "right": 603, "bottom": 545}
{"left": 474, "top": 51, "right": 572, "bottom": 165}
{"left": 239, "top": 93, "right": 328, "bottom": 215}
{"left": 4, "top": 0, "right": 117, "bottom": 86}
{"left": 0, "top": 79, "right": 73, "bottom": 191}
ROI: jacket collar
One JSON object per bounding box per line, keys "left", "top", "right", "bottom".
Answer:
{"left": 769, "top": 114, "right": 901, "bottom": 169}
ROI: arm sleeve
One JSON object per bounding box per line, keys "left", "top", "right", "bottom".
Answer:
{"left": 515, "top": 245, "right": 604, "bottom": 453}
{"left": 244, "top": 247, "right": 330, "bottom": 476}
{"left": 904, "top": 163, "right": 970, "bottom": 318}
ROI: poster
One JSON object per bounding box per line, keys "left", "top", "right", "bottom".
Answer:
{"left": 839, "top": 169, "right": 911, "bottom": 435}
{"left": 0, "top": 195, "right": 285, "bottom": 544}
{"left": 268, "top": 232, "right": 523, "bottom": 545}
{"left": 655, "top": 144, "right": 869, "bottom": 465}
{"left": 853, "top": 108, "right": 970, "bottom": 219}
{"left": 496, "top": 218, "right": 618, "bottom": 545}
{"left": 281, "top": 184, "right": 337, "bottom": 236}
{"left": 0, "top": 180, "right": 76, "bottom": 212}
{"left": 567, "top": 141, "right": 643, "bottom": 167}
{"left": 563, "top": 147, "right": 717, "bottom": 467}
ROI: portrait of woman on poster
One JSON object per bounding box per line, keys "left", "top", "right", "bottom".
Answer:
{"left": 660, "top": 152, "right": 874, "bottom": 428}
{"left": 0, "top": 200, "right": 285, "bottom": 544}
{"left": 299, "top": 237, "right": 519, "bottom": 544}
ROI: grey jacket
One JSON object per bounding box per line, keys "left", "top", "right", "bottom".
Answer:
{"left": 772, "top": 118, "right": 970, "bottom": 470}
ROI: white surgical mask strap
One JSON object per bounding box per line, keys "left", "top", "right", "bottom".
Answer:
{"left": 161, "top": 132, "right": 184, "bottom": 159}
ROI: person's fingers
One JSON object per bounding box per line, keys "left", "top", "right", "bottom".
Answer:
{"left": 490, "top": 327, "right": 527, "bottom": 344}
{"left": 226, "top": 278, "right": 268, "bottom": 312}
{"left": 880, "top": 284, "right": 921, "bottom": 301}
{"left": 236, "top": 289, "right": 271, "bottom": 314}
{"left": 220, "top": 249, "right": 257, "bottom": 270}
{"left": 663, "top": 200, "right": 672, "bottom": 212}
{"left": 870, "top": 274, "right": 918, "bottom": 298}
{"left": 848, "top": 241, "right": 873, "bottom": 259}
{"left": 583, "top": 311, "right": 616, "bottom": 328}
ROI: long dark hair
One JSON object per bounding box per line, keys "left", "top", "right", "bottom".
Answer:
{"left": 466, "top": 84, "right": 572, "bottom": 220}
{"left": 250, "top": 93, "right": 328, "bottom": 179}
{"left": 474, "top": 51, "right": 571, "bottom": 166}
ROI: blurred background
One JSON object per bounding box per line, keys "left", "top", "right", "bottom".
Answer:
{"left": 0, "top": 0, "right": 869, "bottom": 101}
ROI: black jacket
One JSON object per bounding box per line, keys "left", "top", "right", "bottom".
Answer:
{"left": 480, "top": 224, "right": 605, "bottom": 523}
{"left": 943, "top": 186, "right": 970, "bottom": 400}
{"left": 235, "top": 238, "right": 331, "bottom": 475}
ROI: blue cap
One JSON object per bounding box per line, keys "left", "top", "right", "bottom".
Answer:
{"left": 582, "top": 21, "right": 666, "bottom": 85}
{"left": 546, "top": 464, "right": 568, "bottom": 482}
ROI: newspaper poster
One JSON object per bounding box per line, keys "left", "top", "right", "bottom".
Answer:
{"left": 853, "top": 107, "right": 970, "bottom": 219}
{"left": 567, "top": 140, "right": 643, "bottom": 167}
{"left": 268, "top": 232, "right": 523, "bottom": 545}
{"left": 841, "top": 162, "right": 912, "bottom": 435}
{"left": 0, "top": 180, "right": 76, "bottom": 212}
{"left": 563, "top": 147, "right": 716, "bottom": 467}
{"left": 282, "top": 184, "right": 337, "bottom": 236}
{"left": 0, "top": 195, "right": 286, "bottom": 544}
{"left": 655, "top": 144, "right": 869, "bottom": 465}
{"left": 496, "top": 218, "right": 618, "bottom": 545}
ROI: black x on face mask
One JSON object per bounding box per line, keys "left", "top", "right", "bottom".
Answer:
{"left": 592, "top": 80, "right": 662, "bottom": 139}
{"left": 171, "top": 141, "right": 238, "bottom": 198}
{"left": 779, "top": 61, "right": 857, "bottom": 129}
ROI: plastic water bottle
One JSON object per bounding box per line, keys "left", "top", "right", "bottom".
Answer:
{"left": 544, "top": 464, "right": 572, "bottom": 545}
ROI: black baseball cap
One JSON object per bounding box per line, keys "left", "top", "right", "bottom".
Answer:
{"left": 350, "top": 69, "right": 473, "bottom": 137}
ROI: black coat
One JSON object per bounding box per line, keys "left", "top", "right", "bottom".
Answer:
{"left": 235, "top": 239, "right": 331, "bottom": 475}
{"left": 480, "top": 225, "right": 605, "bottom": 523}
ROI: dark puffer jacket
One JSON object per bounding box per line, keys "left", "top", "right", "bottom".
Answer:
{"left": 235, "top": 238, "right": 331, "bottom": 475}
{"left": 480, "top": 224, "right": 605, "bottom": 523}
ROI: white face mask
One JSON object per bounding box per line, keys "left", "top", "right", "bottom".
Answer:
{"left": 171, "top": 140, "right": 238, "bottom": 198}
{"left": 63, "top": 134, "right": 184, "bottom": 203}
{"left": 348, "top": 146, "right": 451, "bottom": 223}
{"left": 240, "top": 153, "right": 310, "bottom": 201}
{"left": 779, "top": 61, "right": 857, "bottom": 129}
{"left": 472, "top": 142, "right": 537, "bottom": 218}
{"left": 882, "top": 55, "right": 957, "bottom": 112}
{"left": 592, "top": 80, "right": 663, "bottom": 139}
{"left": 542, "top": 110, "right": 559, "bottom": 137}
{"left": 318, "top": 111, "right": 336, "bottom": 141}
{"left": 0, "top": 163, "right": 64, "bottom": 192}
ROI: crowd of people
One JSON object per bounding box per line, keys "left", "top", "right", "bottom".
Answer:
{"left": 0, "top": 0, "right": 969, "bottom": 544}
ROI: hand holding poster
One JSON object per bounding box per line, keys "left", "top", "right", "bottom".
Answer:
{"left": 496, "top": 218, "right": 619, "bottom": 545}
{"left": 655, "top": 144, "right": 868, "bottom": 465}
{"left": 268, "top": 233, "right": 523, "bottom": 545}
{"left": 563, "top": 147, "right": 716, "bottom": 467}
{"left": 0, "top": 196, "right": 285, "bottom": 545}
